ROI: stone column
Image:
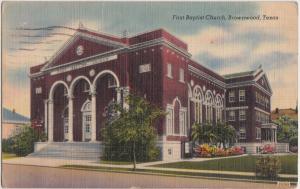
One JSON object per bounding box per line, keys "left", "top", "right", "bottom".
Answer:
{"left": 116, "top": 87, "right": 130, "bottom": 109}
{"left": 44, "top": 100, "right": 48, "bottom": 135}
{"left": 68, "top": 95, "right": 74, "bottom": 142}
{"left": 187, "top": 97, "right": 190, "bottom": 136}
{"left": 223, "top": 91, "right": 226, "bottom": 122}
{"left": 271, "top": 129, "right": 274, "bottom": 142}
{"left": 116, "top": 87, "right": 122, "bottom": 104}
{"left": 122, "top": 87, "right": 130, "bottom": 109}
{"left": 275, "top": 128, "right": 277, "bottom": 143}
{"left": 91, "top": 90, "right": 97, "bottom": 142}
{"left": 48, "top": 99, "right": 54, "bottom": 142}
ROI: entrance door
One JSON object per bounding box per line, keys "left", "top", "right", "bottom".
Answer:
{"left": 63, "top": 117, "right": 69, "bottom": 141}
{"left": 82, "top": 113, "right": 91, "bottom": 141}
{"left": 81, "top": 100, "right": 92, "bottom": 142}
{"left": 62, "top": 106, "right": 69, "bottom": 141}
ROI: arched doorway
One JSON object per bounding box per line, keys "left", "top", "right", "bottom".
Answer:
{"left": 51, "top": 83, "right": 68, "bottom": 142}
{"left": 71, "top": 78, "right": 91, "bottom": 141}
{"left": 93, "top": 70, "right": 120, "bottom": 141}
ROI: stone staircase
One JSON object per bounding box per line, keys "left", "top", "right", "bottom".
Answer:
{"left": 29, "top": 142, "right": 102, "bottom": 160}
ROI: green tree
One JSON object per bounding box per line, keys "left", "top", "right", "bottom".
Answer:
{"left": 11, "top": 126, "right": 43, "bottom": 156}
{"left": 191, "top": 122, "right": 216, "bottom": 145}
{"left": 213, "top": 122, "right": 236, "bottom": 148}
{"left": 192, "top": 122, "right": 236, "bottom": 148}
{"left": 102, "top": 94, "right": 165, "bottom": 170}
{"left": 274, "top": 115, "right": 298, "bottom": 145}
{"left": 255, "top": 156, "right": 281, "bottom": 180}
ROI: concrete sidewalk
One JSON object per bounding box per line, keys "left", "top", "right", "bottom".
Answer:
{"left": 3, "top": 156, "right": 297, "bottom": 179}
{"left": 2, "top": 154, "right": 246, "bottom": 168}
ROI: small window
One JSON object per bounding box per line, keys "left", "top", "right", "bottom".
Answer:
{"left": 168, "top": 148, "right": 172, "bottom": 155}
{"left": 239, "top": 127, "right": 246, "bottom": 139}
{"left": 83, "top": 82, "right": 89, "bottom": 92}
{"left": 167, "top": 63, "right": 173, "bottom": 78}
{"left": 139, "top": 64, "right": 151, "bottom": 73}
{"left": 179, "top": 68, "right": 184, "bottom": 82}
{"left": 239, "top": 110, "right": 246, "bottom": 121}
{"left": 35, "top": 87, "right": 42, "bottom": 94}
{"left": 229, "top": 91, "right": 235, "bottom": 102}
{"left": 86, "top": 115, "right": 91, "bottom": 121}
{"left": 108, "top": 77, "right": 117, "bottom": 88}
{"left": 63, "top": 117, "right": 68, "bottom": 134}
{"left": 265, "top": 98, "right": 269, "bottom": 107}
{"left": 256, "top": 127, "right": 261, "bottom": 139}
{"left": 85, "top": 124, "right": 90, "bottom": 132}
{"left": 228, "top": 111, "right": 235, "bottom": 121}
{"left": 256, "top": 111, "right": 260, "bottom": 122}
{"left": 255, "top": 92, "right": 259, "bottom": 103}
{"left": 64, "top": 88, "right": 68, "bottom": 96}
{"left": 239, "top": 90, "right": 245, "bottom": 101}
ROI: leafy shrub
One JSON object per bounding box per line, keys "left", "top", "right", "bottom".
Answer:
{"left": 2, "top": 138, "right": 15, "bottom": 153}
{"left": 290, "top": 146, "right": 298, "bottom": 153}
{"left": 255, "top": 156, "right": 281, "bottom": 180}
{"left": 11, "top": 126, "right": 40, "bottom": 156}
{"left": 101, "top": 94, "right": 164, "bottom": 165}
{"left": 289, "top": 136, "right": 298, "bottom": 147}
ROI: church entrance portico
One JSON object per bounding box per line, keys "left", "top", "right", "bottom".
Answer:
{"left": 46, "top": 69, "right": 125, "bottom": 143}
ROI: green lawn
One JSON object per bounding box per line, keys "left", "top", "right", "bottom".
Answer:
{"left": 153, "top": 155, "right": 298, "bottom": 175}
{"left": 2, "top": 153, "right": 17, "bottom": 160}
{"left": 62, "top": 165, "right": 298, "bottom": 183}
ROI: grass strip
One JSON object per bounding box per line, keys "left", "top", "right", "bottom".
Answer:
{"left": 61, "top": 164, "right": 298, "bottom": 184}
{"left": 2, "top": 153, "right": 18, "bottom": 160}
{"left": 152, "top": 155, "right": 298, "bottom": 175}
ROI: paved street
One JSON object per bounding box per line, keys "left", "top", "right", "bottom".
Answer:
{"left": 2, "top": 164, "right": 294, "bottom": 188}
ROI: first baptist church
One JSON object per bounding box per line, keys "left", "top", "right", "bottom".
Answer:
{"left": 29, "top": 25, "right": 287, "bottom": 160}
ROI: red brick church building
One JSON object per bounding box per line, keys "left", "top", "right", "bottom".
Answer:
{"left": 30, "top": 26, "right": 286, "bottom": 160}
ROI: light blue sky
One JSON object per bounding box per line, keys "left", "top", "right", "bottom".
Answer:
{"left": 2, "top": 2, "right": 297, "bottom": 116}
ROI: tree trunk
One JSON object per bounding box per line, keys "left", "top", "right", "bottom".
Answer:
{"left": 133, "top": 141, "right": 136, "bottom": 170}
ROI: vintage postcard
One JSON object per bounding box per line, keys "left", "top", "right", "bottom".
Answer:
{"left": 1, "top": 1, "right": 298, "bottom": 188}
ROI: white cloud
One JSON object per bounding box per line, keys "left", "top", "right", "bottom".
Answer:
{"left": 267, "top": 60, "right": 298, "bottom": 109}
{"left": 3, "top": 19, "right": 102, "bottom": 71}
{"left": 3, "top": 19, "right": 103, "bottom": 116}
{"left": 182, "top": 2, "right": 297, "bottom": 110}
{"left": 182, "top": 26, "right": 248, "bottom": 59}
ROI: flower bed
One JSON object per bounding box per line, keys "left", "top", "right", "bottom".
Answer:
{"left": 260, "top": 144, "right": 275, "bottom": 154}
{"left": 194, "top": 144, "right": 244, "bottom": 158}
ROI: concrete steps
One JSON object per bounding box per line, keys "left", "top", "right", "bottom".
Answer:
{"left": 29, "top": 142, "right": 102, "bottom": 160}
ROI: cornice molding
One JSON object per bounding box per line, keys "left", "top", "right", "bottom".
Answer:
{"left": 226, "top": 106, "right": 249, "bottom": 111}
{"left": 30, "top": 37, "right": 192, "bottom": 78}
{"left": 254, "top": 107, "right": 271, "bottom": 115}
{"left": 188, "top": 65, "right": 226, "bottom": 88}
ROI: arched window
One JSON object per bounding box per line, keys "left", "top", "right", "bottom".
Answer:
{"left": 215, "top": 94, "right": 223, "bottom": 122}
{"left": 205, "top": 90, "right": 214, "bottom": 123}
{"left": 166, "top": 97, "right": 187, "bottom": 136}
{"left": 193, "top": 86, "right": 203, "bottom": 123}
